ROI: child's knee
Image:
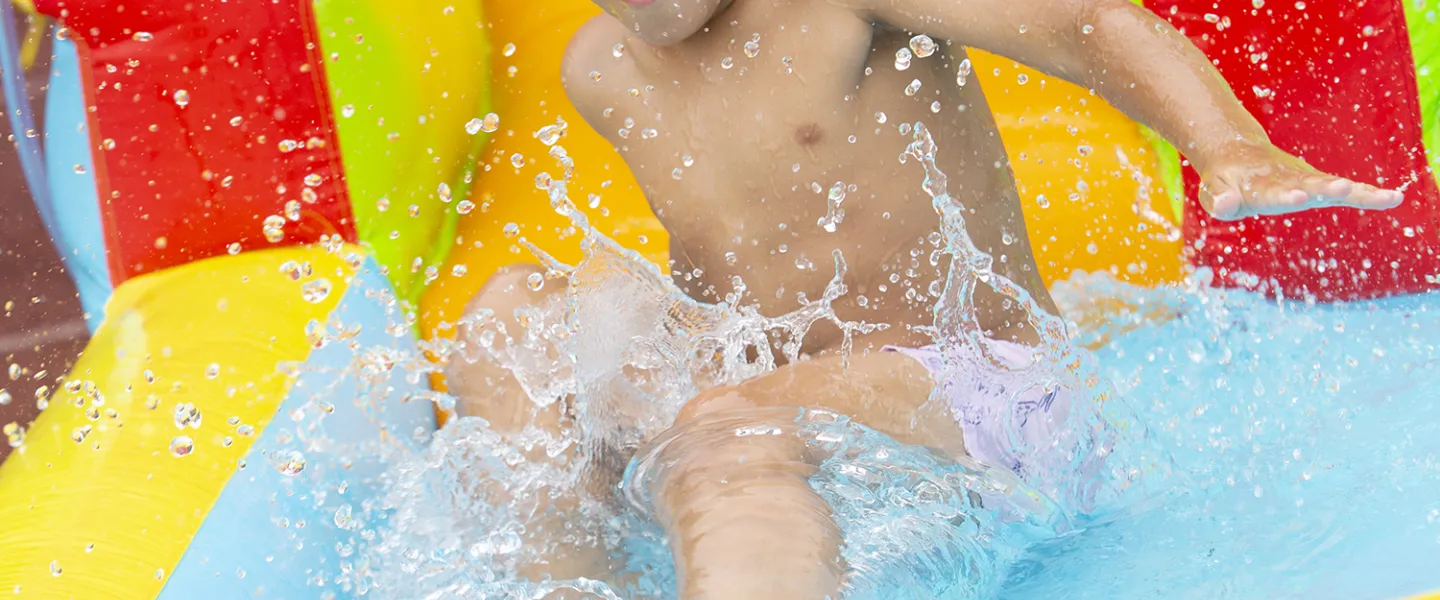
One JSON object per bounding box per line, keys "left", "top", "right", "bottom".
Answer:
{"left": 462, "top": 263, "right": 550, "bottom": 323}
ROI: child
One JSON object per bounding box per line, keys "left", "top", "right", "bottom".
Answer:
{"left": 448, "top": 0, "right": 1402, "bottom": 597}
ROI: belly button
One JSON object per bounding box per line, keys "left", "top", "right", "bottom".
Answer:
{"left": 794, "top": 122, "right": 825, "bottom": 146}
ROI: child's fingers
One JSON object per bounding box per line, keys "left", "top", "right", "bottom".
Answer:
{"left": 1243, "top": 175, "right": 1308, "bottom": 215}
{"left": 1332, "top": 180, "right": 1404, "bottom": 210}
{"left": 1199, "top": 171, "right": 1247, "bottom": 220}
{"left": 1295, "top": 174, "right": 1352, "bottom": 201}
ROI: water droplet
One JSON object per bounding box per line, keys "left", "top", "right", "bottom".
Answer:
{"left": 894, "top": 47, "right": 913, "bottom": 70}
{"left": 721, "top": 56, "right": 734, "bottom": 69}
{"left": 671, "top": 168, "right": 684, "bottom": 180}
{"left": 451, "top": 264, "right": 468, "bottom": 277}
{"left": 682, "top": 154, "right": 695, "bottom": 167}
{"left": 589, "top": 70, "right": 603, "bottom": 82}
{"left": 904, "top": 79, "right": 922, "bottom": 96}
{"left": 73, "top": 164, "right": 86, "bottom": 175}
{"left": 956, "top": 58, "right": 973, "bottom": 87}
{"left": 173, "top": 89, "right": 190, "bottom": 107}
{"left": 70, "top": 425, "right": 91, "bottom": 444}
{"left": 818, "top": 181, "right": 847, "bottom": 233}
{"left": 236, "top": 423, "right": 255, "bottom": 436}
{"left": 1016, "top": 73, "right": 1029, "bottom": 85}
{"left": 502, "top": 223, "right": 520, "bottom": 238}
{"left": 275, "top": 451, "right": 306, "bottom": 476}
{"left": 173, "top": 402, "right": 202, "bottom": 429}
{"left": 301, "top": 279, "right": 332, "bottom": 304}
{"left": 931, "top": 101, "right": 942, "bottom": 113}
{"left": 456, "top": 200, "right": 475, "bottom": 214}
{"left": 334, "top": 504, "right": 353, "bottom": 529}
{"left": 725, "top": 251, "right": 738, "bottom": 266}
{"left": 479, "top": 113, "right": 500, "bottom": 133}
{"left": 744, "top": 36, "right": 761, "bottom": 58}
{"left": 304, "top": 173, "right": 323, "bottom": 187}
{"left": 437, "top": 182, "right": 453, "bottom": 203}
{"left": 170, "top": 436, "right": 195, "bottom": 457}
{"left": 510, "top": 153, "right": 526, "bottom": 168}
{"left": 50, "top": 561, "right": 61, "bottom": 577}
{"left": 909, "top": 34, "right": 937, "bottom": 58}
{"left": 205, "top": 363, "right": 220, "bottom": 379}
{"left": 640, "top": 128, "right": 658, "bottom": 139}
{"left": 340, "top": 104, "right": 355, "bottom": 118}
{"left": 263, "top": 216, "right": 287, "bottom": 243}
{"left": 102, "top": 138, "right": 116, "bottom": 150}
{"left": 1036, "top": 194, "right": 1051, "bottom": 209}
{"left": 535, "top": 120, "right": 566, "bottom": 145}
{"left": 1082, "top": 24, "right": 1095, "bottom": 35}
{"left": 502, "top": 42, "right": 516, "bottom": 57}
{"left": 220, "top": 175, "right": 234, "bottom": 188}
{"left": 0, "top": 390, "right": 10, "bottom": 405}
{"left": 526, "top": 272, "right": 544, "bottom": 291}
{"left": 612, "top": 43, "right": 625, "bottom": 58}
{"left": 285, "top": 200, "right": 302, "bottom": 221}
{"left": 132, "top": 31, "right": 154, "bottom": 42}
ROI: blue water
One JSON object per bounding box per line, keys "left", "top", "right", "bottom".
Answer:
{"left": 1000, "top": 284, "right": 1440, "bottom": 599}
{"left": 358, "top": 282, "right": 1440, "bottom": 599}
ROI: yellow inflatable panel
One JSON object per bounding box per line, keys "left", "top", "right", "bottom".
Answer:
{"left": 419, "top": 0, "right": 668, "bottom": 343}
{"left": 0, "top": 246, "right": 357, "bottom": 596}
{"left": 971, "top": 50, "right": 1185, "bottom": 288}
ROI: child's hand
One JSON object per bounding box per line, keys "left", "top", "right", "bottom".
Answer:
{"left": 1197, "top": 142, "right": 1404, "bottom": 221}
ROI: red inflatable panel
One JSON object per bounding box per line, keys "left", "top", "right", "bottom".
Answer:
{"left": 1147, "top": 0, "right": 1440, "bottom": 301}
{"left": 36, "top": 0, "right": 355, "bottom": 284}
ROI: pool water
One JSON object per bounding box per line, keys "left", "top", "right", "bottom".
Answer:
{"left": 352, "top": 120, "right": 1440, "bottom": 599}
{"left": 1003, "top": 277, "right": 1440, "bottom": 599}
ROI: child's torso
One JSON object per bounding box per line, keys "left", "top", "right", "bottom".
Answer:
{"left": 566, "top": 0, "right": 1049, "bottom": 353}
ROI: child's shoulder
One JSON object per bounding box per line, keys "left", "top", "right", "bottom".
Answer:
{"left": 560, "top": 16, "right": 630, "bottom": 116}
{"left": 561, "top": 15, "right": 627, "bottom": 84}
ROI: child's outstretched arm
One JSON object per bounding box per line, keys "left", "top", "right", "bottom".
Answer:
{"left": 844, "top": 0, "right": 1404, "bottom": 220}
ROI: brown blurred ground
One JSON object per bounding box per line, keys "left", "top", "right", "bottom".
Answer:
{"left": 0, "top": 30, "right": 89, "bottom": 464}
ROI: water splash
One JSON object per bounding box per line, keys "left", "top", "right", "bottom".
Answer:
{"left": 351, "top": 118, "right": 1153, "bottom": 598}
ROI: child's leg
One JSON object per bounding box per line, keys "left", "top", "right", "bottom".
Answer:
{"left": 445, "top": 265, "right": 613, "bottom": 585}
{"left": 648, "top": 406, "right": 843, "bottom": 600}
{"left": 644, "top": 352, "right": 952, "bottom": 600}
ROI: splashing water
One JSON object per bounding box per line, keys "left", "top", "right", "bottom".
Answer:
{"left": 346, "top": 118, "right": 1163, "bottom": 599}
{"left": 344, "top": 114, "right": 1438, "bottom": 599}
{"left": 1014, "top": 273, "right": 1440, "bottom": 599}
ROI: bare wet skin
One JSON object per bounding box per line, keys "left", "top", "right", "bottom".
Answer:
{"left": 563, "top": 3, "right": 1049, "bottom": 356}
